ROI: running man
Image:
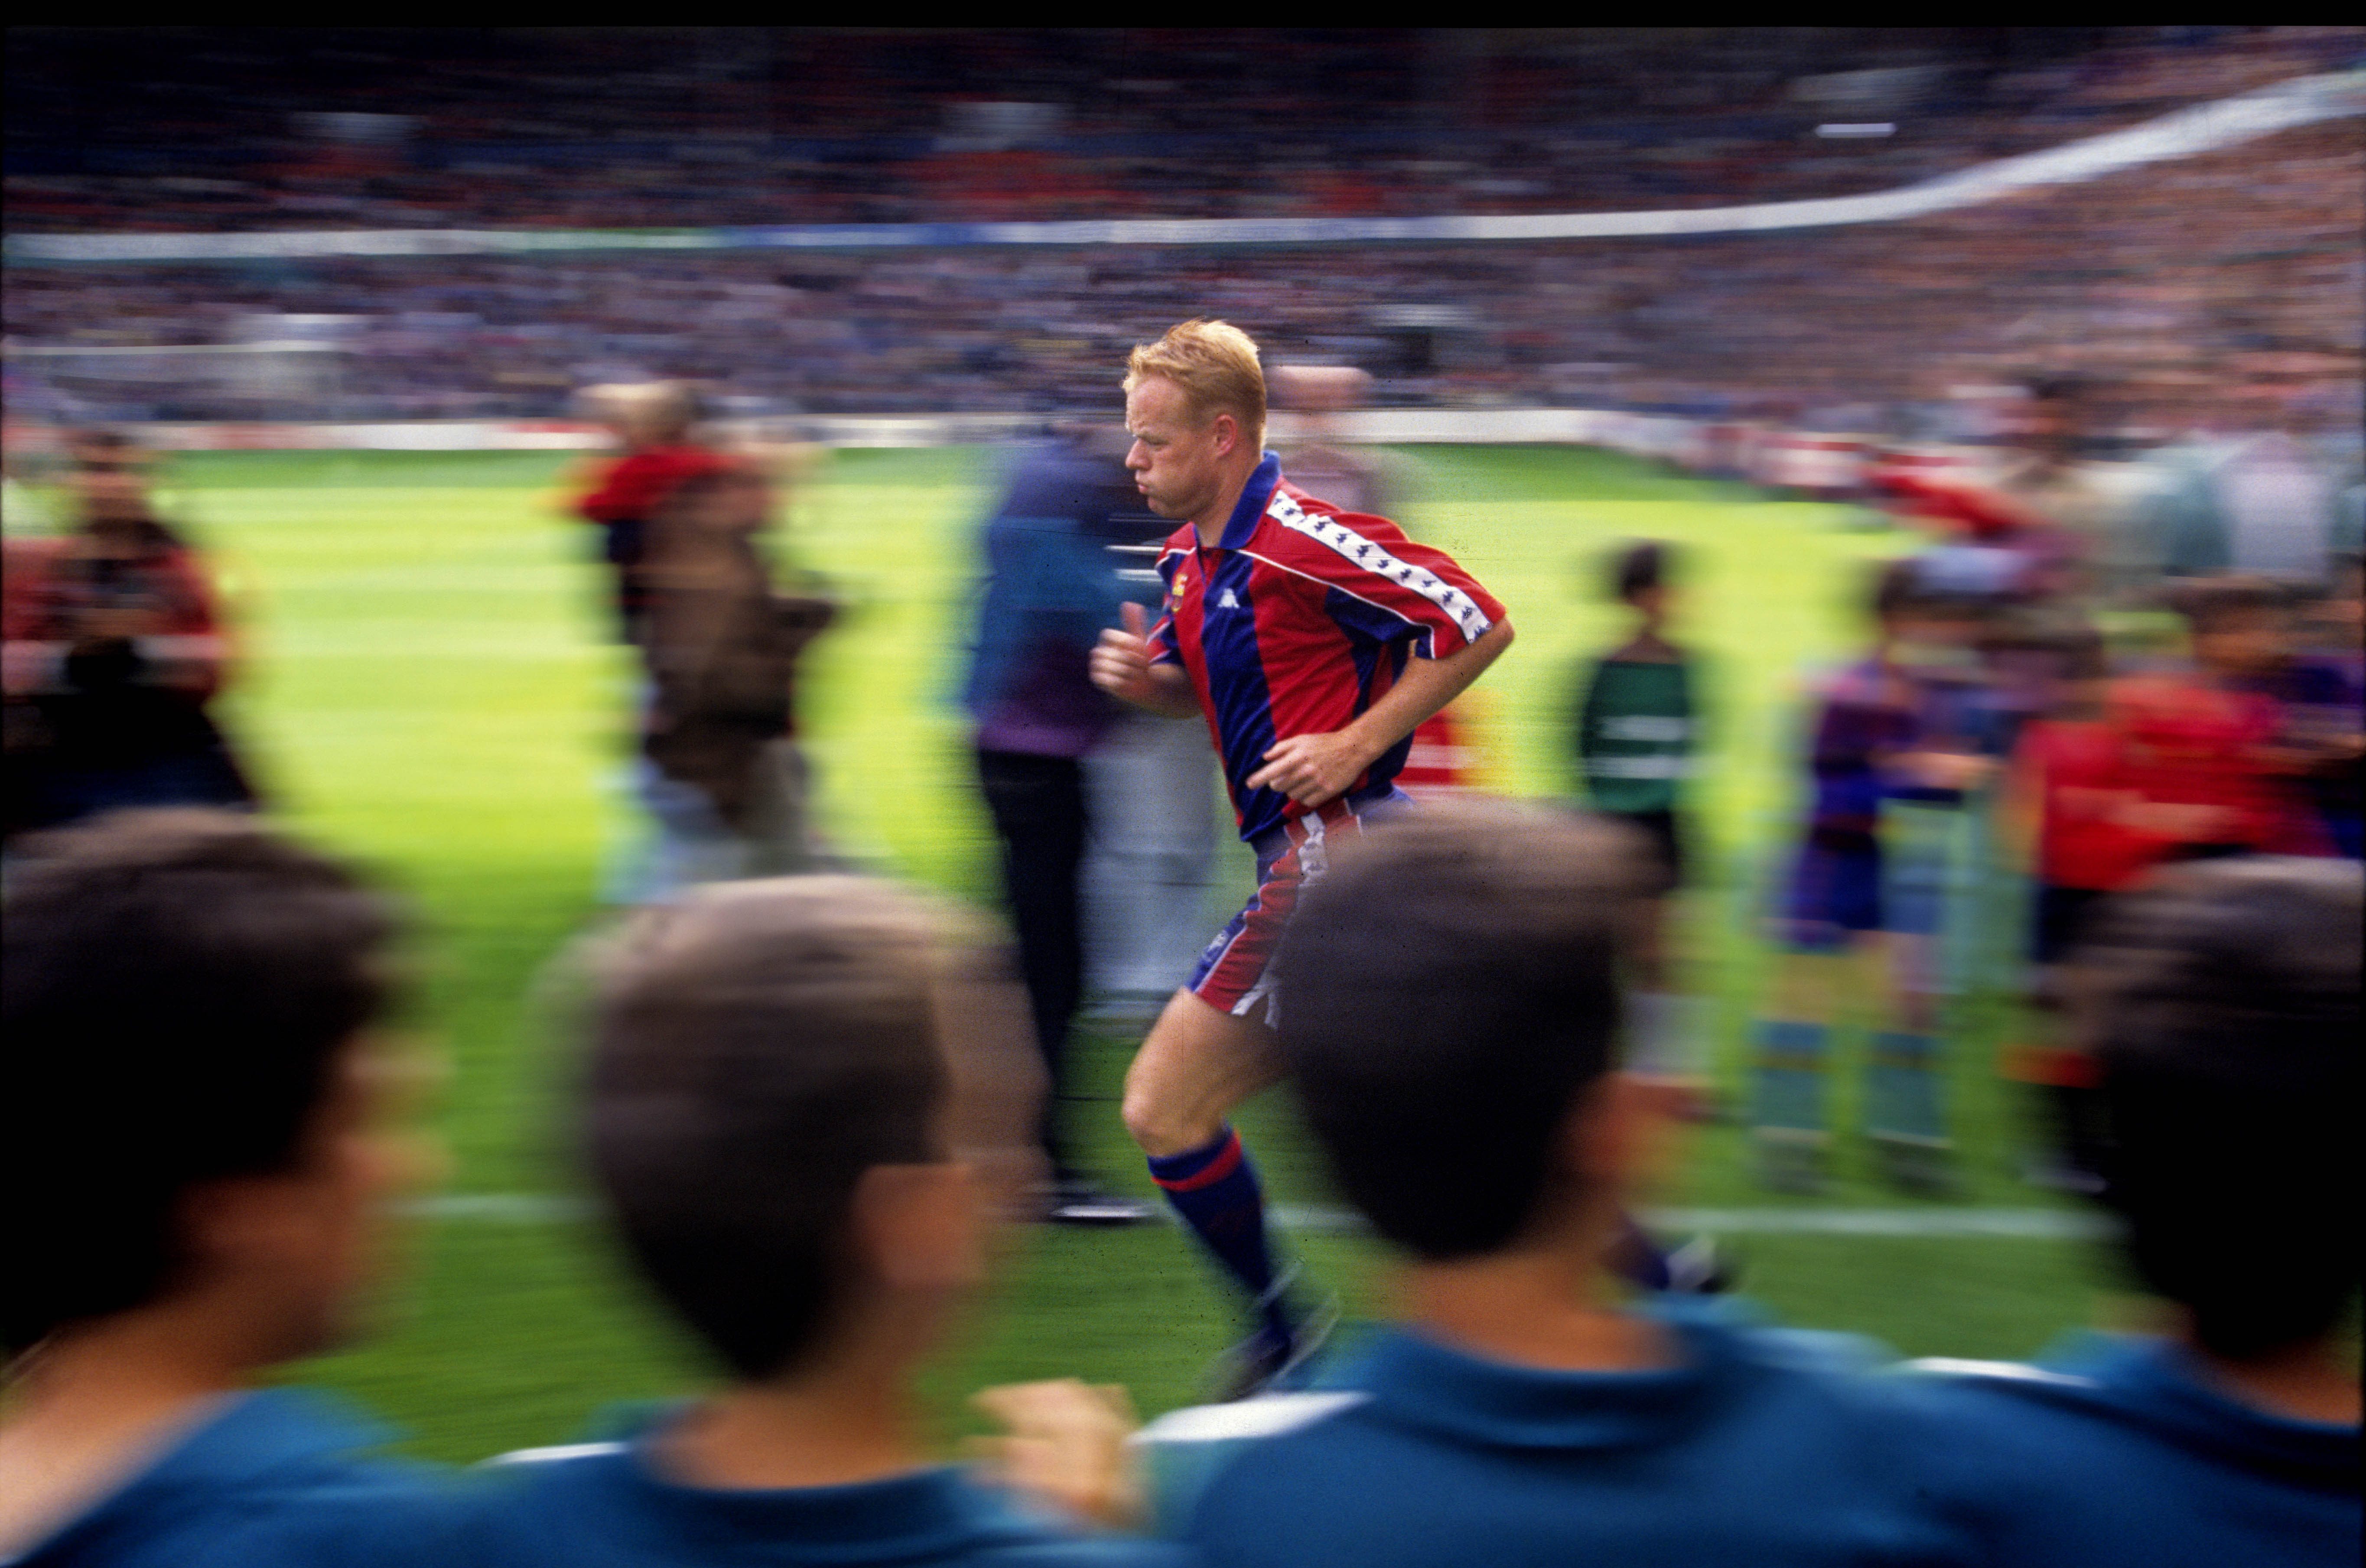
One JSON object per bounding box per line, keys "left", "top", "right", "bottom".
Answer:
{"left": 1090, "top": 320, "right": 1513, "bottom": 1389}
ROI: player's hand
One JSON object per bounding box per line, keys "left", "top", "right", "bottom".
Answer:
{"left": 1090, "top": 601, "right": 1159, "bottom": 706}
{"left": 967, "top": 1379, "right": 1142, "bottom": 1529}
{"left": 1246, "top": 729, "right": 1375, "bottom": 807}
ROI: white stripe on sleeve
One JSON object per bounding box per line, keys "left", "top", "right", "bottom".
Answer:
{"left": 1267, "top": 493, "right": 1494, "bottom": 646}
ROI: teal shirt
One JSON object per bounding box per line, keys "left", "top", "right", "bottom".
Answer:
{"left": 1907, "top": 1334, "right": 2360, "bottom": 1568}
{"left": 1575, "top": 654, "right": 1697, "bottom": 815}
{"left": 460, "top": 1418, "right": 1193, "bottom": 1568}
{"left": 1142, "top": 1298, "right": 1982, "bottom": 1568}
{"left": 16, "top": 1389, "right": 465, "bottom": 1568}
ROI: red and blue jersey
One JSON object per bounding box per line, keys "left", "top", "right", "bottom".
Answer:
{"left": 1147, "top": 453, "right": 1505, "bottom": 842}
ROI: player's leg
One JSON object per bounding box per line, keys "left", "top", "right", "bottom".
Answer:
{"left": 976, "top": 748, "right": 1092, "bottom": 1191}
{"left": 1616, "top": 808, "right": 1710, "bottom": 1108}
{"left": 1121, "top": 805, "right": 1355, "bottom": 1382}
{"left": 1750, "top": 947, "right": 1846, "bottom": 1191}
{"left": 1749, "top": 831, "right": 1876, "bottom": 1191}
{"left": 1121, "top": 989, "right": 1295, "bottom": 1355}
{"left": 1998, "top": 883, "right": 2108, "bottom": 1192}
{"left": 1866, "top": 802, "right": 1955, "bottom": 1191}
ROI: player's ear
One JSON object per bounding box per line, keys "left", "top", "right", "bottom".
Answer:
{"left": 852, "top": 1163, "right": 987, "bottom": 1291}
{"left": 1560, "top": 1072, "right": 1672, "bottom": 1192}
{"left": 1209, "top": 410, "right": 1239, "bottom": 459}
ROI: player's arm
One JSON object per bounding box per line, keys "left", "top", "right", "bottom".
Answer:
{"left": 1090, "top": 600, "right": 1199, "bottom": 718}
{"left": 1247, "top": 618, "right": 1514, "bottom": 806}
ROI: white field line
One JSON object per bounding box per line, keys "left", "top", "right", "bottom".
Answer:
{"left": 406, "top": 1194, "right": 2110, "bottom": 1240}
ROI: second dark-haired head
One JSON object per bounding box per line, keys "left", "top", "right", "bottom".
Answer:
{"left": 584, "top": 877, "right": 1041, "bottom": 1383}
{"left": 1273, "top": 803, "right": 1644, "bottom": 1261}
{"left": 1609, "top": 540, "right": 1672, "bottom": 605}
{"left": 2073, "top": 857, "right": 2361, "bottom": 1360}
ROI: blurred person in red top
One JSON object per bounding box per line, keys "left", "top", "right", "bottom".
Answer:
{"left": 2109, "top": 577, "right": 2330, "bottom": 862}
{"left": 1997, "top": 627, "right": 2156, "bottom": 1191}
{"left": 2, "top": 457, "right": 253, "bottom": 841}
{"left": 571, "top": 382, "right": 728, "bottom": 644}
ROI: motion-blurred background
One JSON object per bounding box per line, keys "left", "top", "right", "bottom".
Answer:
{"left": 4, "top": 27, "right": 2360, "bottom": 1459}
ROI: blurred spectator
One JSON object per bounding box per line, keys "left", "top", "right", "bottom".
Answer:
{"left": 1995, "top": 626, "right": 2148, "bottom": 1190}
{"left": 963, "top": 425, "right": 1160, "bottom": 1223}
{"left": 0, "top": 811, "right": 453, "bottom": 1566}
{"left": 2108, "top": 576, "right": 2330, "bottom": 860}
{"left": 1915, "top": 855, "right": 2361, "bottom": 1568}
{"left": 1, "top": 465, "right": 254, "bottom": 841}
{"left": 571, "top": 382, "right": 727, "bottom": 644}
{"left": 1570, "top": 540, "right": 1708, "bottom": 1089}
{"left": 1138, "top": 803, "right": 1988, "bottom": 1565}
{"left": 626, "top": 465, "right": 837, "bottom": 898}
{"left": 467, "top": 875, "right": 1189, "bottom": 1568}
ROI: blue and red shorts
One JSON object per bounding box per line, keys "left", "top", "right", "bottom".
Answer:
{"left": 1187, "top": 786, "right": 1406, "bottom": 1025}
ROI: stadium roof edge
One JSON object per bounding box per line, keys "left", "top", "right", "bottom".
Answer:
{"left": 6, "top": 70, "right": 2359, "bottom": 267}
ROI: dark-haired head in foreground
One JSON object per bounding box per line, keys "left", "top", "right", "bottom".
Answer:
{"left": 1144, "top": 803, "right": 1998, "bottom": 1567}
{"left": 0, "top": 809, "right": 444, "bottom": 1564}
{"left": 2072, "top": 856, "right": 2361, "bottom": 1369}
{"left": 1885, "top": 857, "right": 2362, "bottom": 1568}
{"left": 461, "top": 877, "right": 1196, "bottom": 1565}
{"left": 3, "top": 809, "right": 402, "bottom": 1361}
{"left": 583, "top": 876, "right": 1044, "bottom": 1387}
{"left": 1273, "top": 801, "right": 1647, "bottom": 1265}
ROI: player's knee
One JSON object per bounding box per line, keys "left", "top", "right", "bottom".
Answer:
{"left": 1120, "top": 1078, "right": 1212, "bottom": 1157}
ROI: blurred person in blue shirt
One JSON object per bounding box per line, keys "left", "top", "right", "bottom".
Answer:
{"left": 1133, "top": 803, "right": 1985, "bottom": 1568}
{"left": 459, "top": 876, "right": 1191, "bottom": 1568}
{"left": 965, "top": 425, "right": 1164, "bottom": 1224}
{"left": 0, "top": 811, "right": 457, "bottom": 1568}
{"left": 1910, "top": 855, "right": 2359, "bottom": 1568}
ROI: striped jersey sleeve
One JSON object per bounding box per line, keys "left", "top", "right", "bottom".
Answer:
{"left": 1254, "top": 488, "right": 1503, "bottom": 658}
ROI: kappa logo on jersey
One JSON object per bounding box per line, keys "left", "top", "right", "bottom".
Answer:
{"left": 1266, "top": 492, "right": 1494, "bottom": 644}
{"left": 1218, "top": 588, "right": 1240, "bottom": 608}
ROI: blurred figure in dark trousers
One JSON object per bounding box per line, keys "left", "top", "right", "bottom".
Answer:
{"left": 966, "top": 426, "right": 1159, "bottom": 1224}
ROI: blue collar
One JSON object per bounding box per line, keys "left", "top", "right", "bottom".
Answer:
{"left": 513, "top": 1421, "right": 1082, "bottom": 1563}
{"left": 2028, "top": 1332, "right": 2362, "bottom": 1487}
{"left": 1208, "top": 452, "right": 1284, "bottom": 552}
{"left": 1349, "top": 1298, "right": 1873, "bottom": 1453}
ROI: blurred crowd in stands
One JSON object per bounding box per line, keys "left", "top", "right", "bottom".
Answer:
{"left": 3, "top": 27, "right": 2359, "bottom": 437}
{"left": 7, "top": 27, "right": 2359, "bottom": 231}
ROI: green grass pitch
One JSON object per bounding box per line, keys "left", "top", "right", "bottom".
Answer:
{"left": 77, "top": 445, "right": 2114, "bottom": 1461}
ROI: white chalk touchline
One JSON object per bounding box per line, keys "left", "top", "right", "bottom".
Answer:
{"left": 405, "top": 1194, "right": 2110, "bottom": 1240}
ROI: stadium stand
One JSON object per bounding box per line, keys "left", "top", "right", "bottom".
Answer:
{"left": 5, "top": 28, "right": 2360, "bottom": 434}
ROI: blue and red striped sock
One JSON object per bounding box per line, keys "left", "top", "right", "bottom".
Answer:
{"left": 1148, "top": 1126, "right": 1290, "bottom": 1337}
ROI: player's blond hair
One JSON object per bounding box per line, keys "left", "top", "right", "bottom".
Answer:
{"left": 1124, "top": 320, "right": 1266, "bottom": 446}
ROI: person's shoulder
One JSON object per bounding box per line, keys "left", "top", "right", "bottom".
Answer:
{"left": 1264, "top": 482, "right": 1407, "bottom": 543}
{"left": 1908, "top": 1334, "right": 2361, "bottom": 1470}
{"left": 1132, "top": 1391, "right": 1373, "bottom": 1539}
{"left": 18, "top": 1389, "right": 465, "bottom": 1568}
{"left": 1903, "top": 1337, "right": 2364, "bottom": 1565}
{"left": 464, "top": 1438, "right": 1196, "bottom": 1568}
